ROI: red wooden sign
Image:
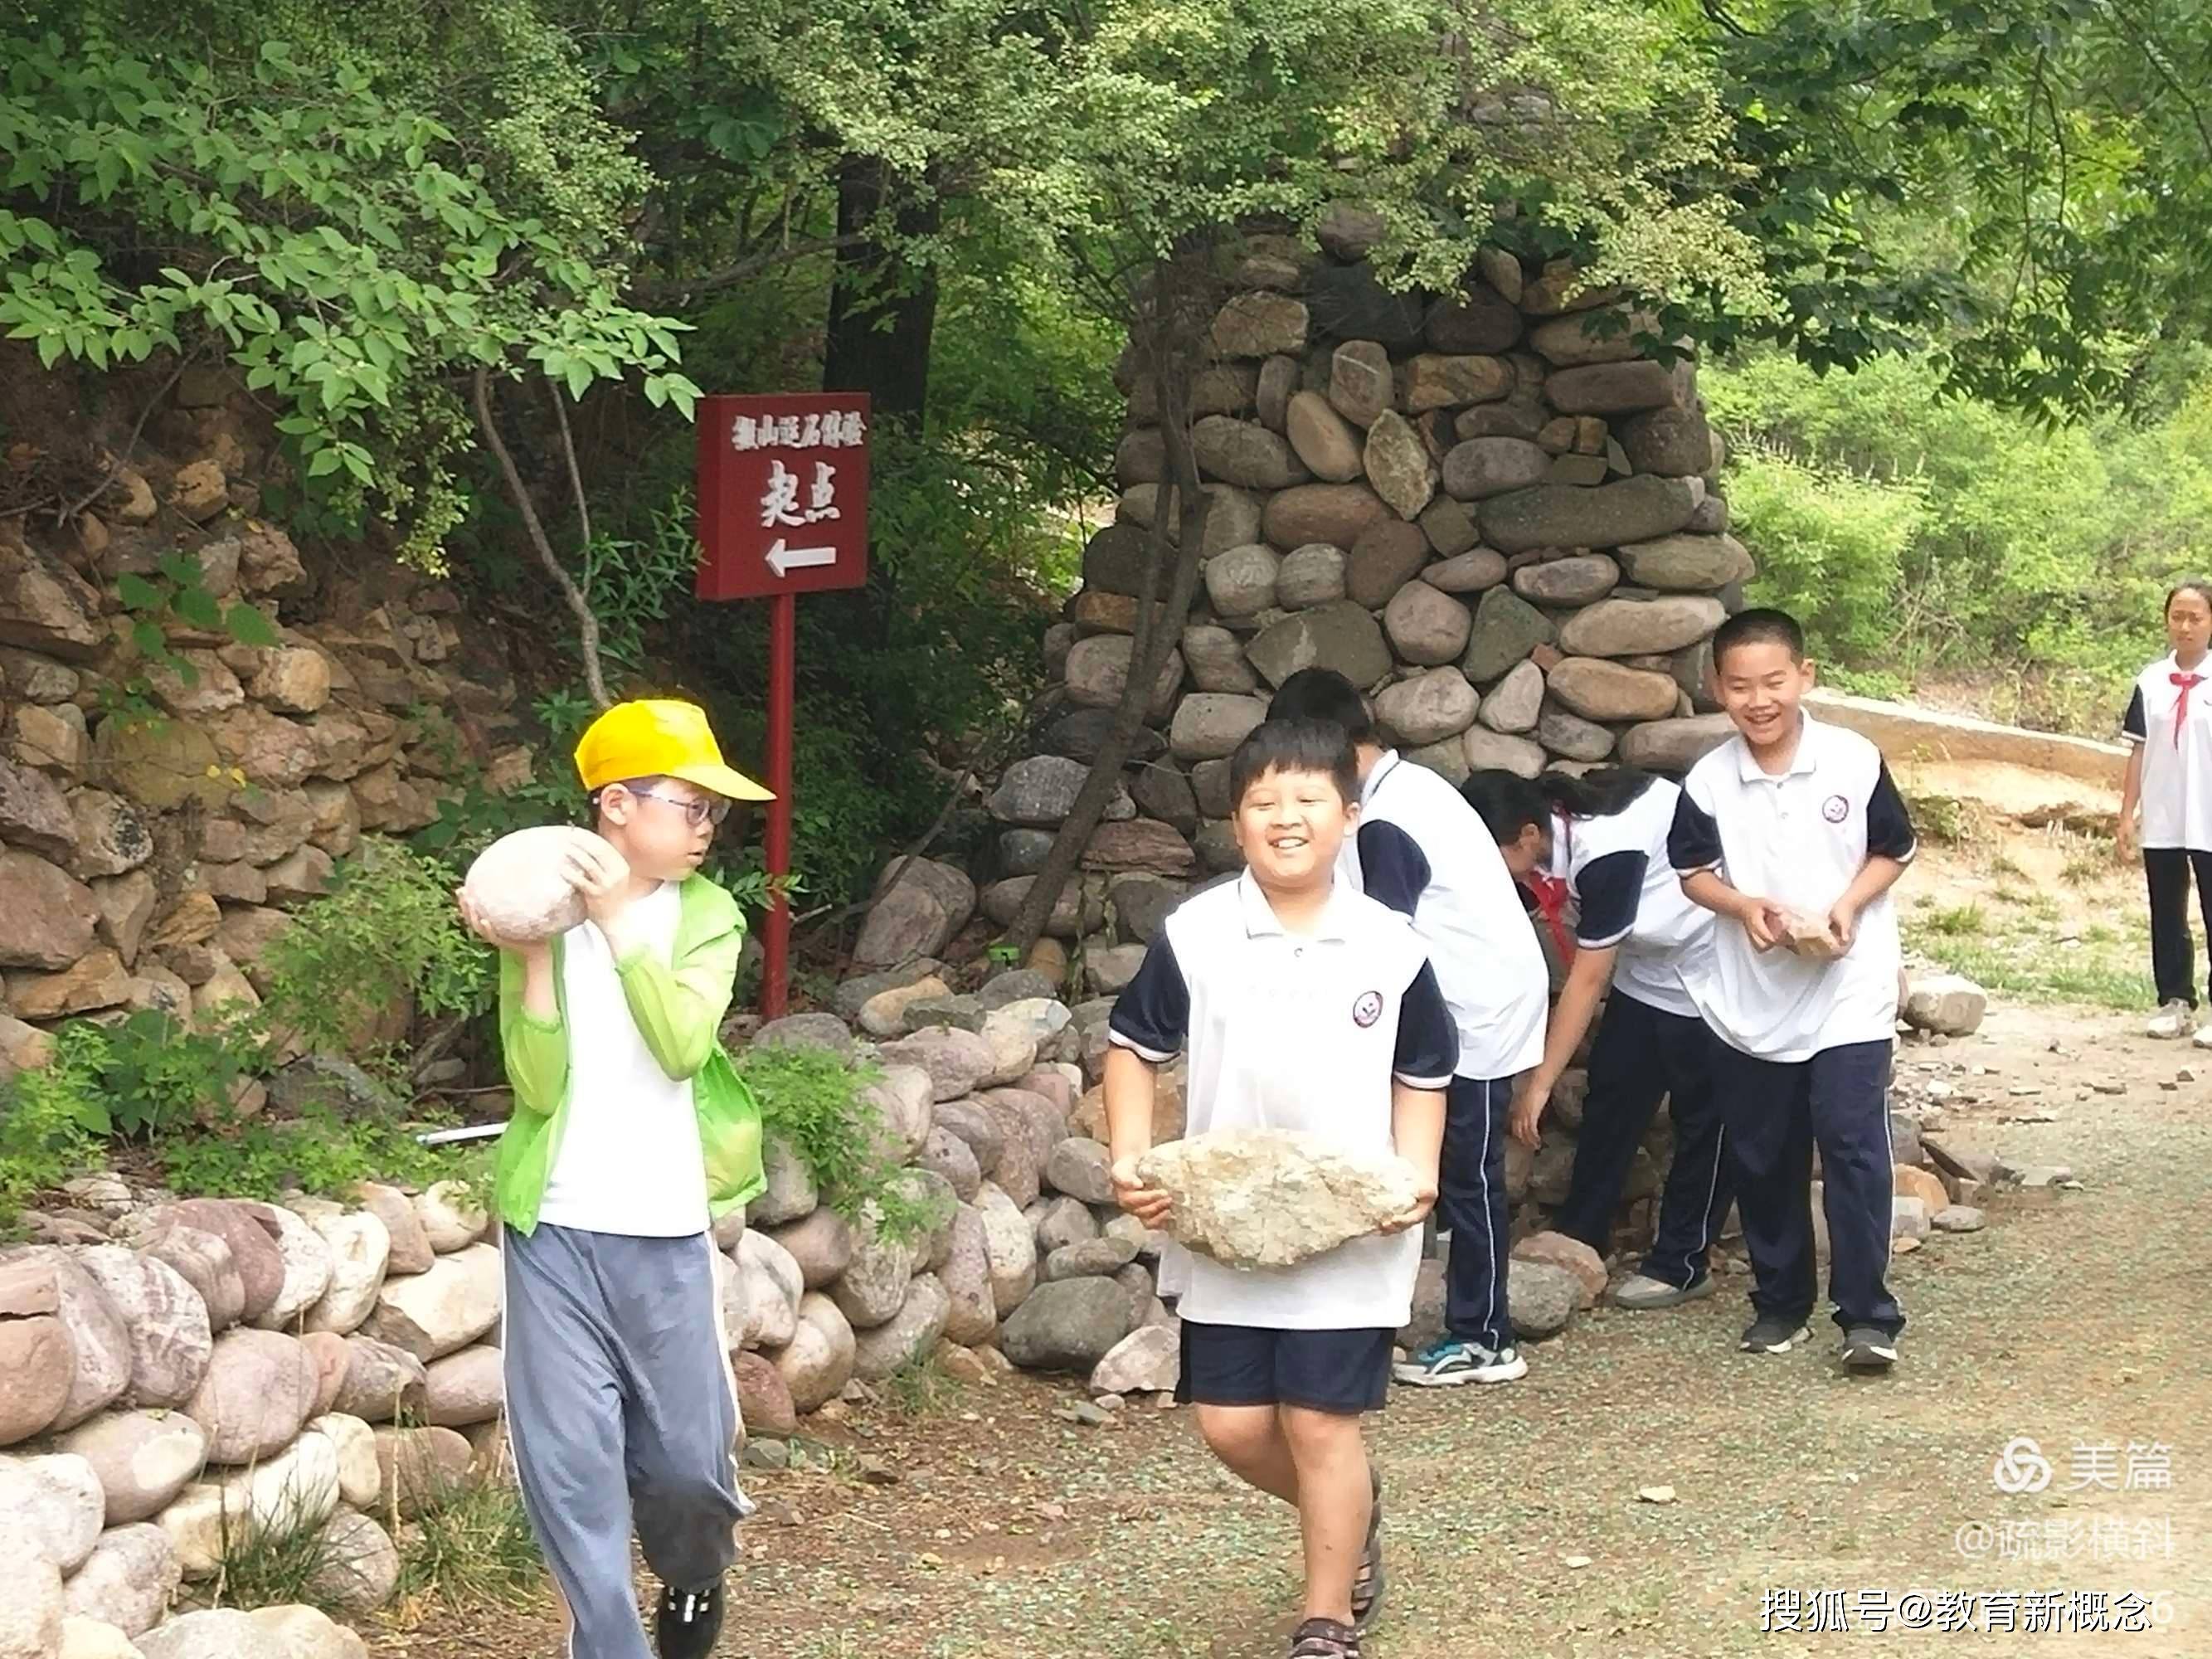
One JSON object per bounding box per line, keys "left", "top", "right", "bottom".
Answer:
{"left": 695, "top": 392, "right": 872, "bottom": 601}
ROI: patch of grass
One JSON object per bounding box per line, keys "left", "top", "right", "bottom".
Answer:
{"left": 1903, "top": 791, "right": 1981, "bottom": 846}
{"left": 2061, "top": 850, "right": 2116, "bottom": 886}
{"left": 2084, "top": 922, "right": 2122, "bottom": 946}
{"left": 1913, "top": 936, "right": 2153, "bottom": 1011}
{"left": 395, "top": 1476, "right": 542, "bottom": 1612}
{"left": 1924, "top": 902, "right": 1988, "bottom": 937}
{"left": 1987, "top": 853, "right": 2030, "bottom": 881}
{"left": 880, "top": 1354, "right": 962, "bottom": 1418}
{"left": 204, "top": 1504, "right": 346, "bottom": 1614}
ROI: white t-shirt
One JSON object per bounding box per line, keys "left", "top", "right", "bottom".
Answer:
{"left": 2123, "top": 654, "right": 2212, "bottom": 851}
{"left": 1344, "top": 751, "right": 1549, "bottom": 1079}
{"left": 1669, "top": 716, "right": 1917, "bottom": 1063}
{"left": 1106, "top": 873, "right": 1459, "bottom": 1331}
{"left": 537, "top": 882, "right": 712, "bottom": 1238}
{"left": 1548, "top": 777, "right": 1714, "bottom": 1019}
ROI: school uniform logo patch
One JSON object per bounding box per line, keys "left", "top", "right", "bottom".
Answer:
{"left": 1351, "top": 990, "right": 1384, "bottom": 1029}
{"left": 1822, "top": 795, "right": 1850, "bottom": 824}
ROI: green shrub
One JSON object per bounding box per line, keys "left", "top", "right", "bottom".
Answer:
{"left": 0, "top": 1024, "right": 105, "bottom": 1226}
{"left": 735, "top": 1044, "right": 949, "bottom": 1244}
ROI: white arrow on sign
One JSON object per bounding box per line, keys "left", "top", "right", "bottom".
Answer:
{"left": 766, "top": 539, "right": 838, "bottom": 577}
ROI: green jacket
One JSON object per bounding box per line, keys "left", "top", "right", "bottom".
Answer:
{"left": 491, "top": 872, "right": 766, "bottom": 1235}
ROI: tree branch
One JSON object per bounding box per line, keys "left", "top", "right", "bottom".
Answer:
{"left": 469, "top": 367, "right": 611, "bottom": 709}
{"left": 629, "top": 235, "right": 870, "bottom": 304}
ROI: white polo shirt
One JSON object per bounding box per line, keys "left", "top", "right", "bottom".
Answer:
{"left": 1107, "top": 873, "right": 1458, "bottom": 1331}
{"left": 2122, "top": 654, "right": 2212, "bottom": 851}
{"left": 1344, "top": 751, "right": 1548, "bottom": 1079}
{"left": 1548, "top": 776, "right": 1714, "bottom": 1019}
{"left": 1668, "top": 715, "right": 1916, "bottom": 1062}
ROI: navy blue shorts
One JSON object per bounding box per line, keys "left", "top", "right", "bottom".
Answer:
{"left": 1175, "top": 1320, "right": 1395, "bottom": 1415}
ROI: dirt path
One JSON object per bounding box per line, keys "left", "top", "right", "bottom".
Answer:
{"left": 371, "top": 999, "right": 2210, "bottom": 1659}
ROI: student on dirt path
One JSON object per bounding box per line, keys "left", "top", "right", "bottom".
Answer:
{"left": 1461, "top": 766, "right": 1735, "bottom": 1310}
{"left": 458, "top": 698, "right": 773, "bottom": 1659}
{"left": 1668, "top": 609, "right": 1918, "bottom": 1373}
{"left": 1266, "top": 669, "right": 1548, "bottom": 1390}
{"left": 1106, "top": 718, "right": 1455, "bottom": 1659}
{"left": 2117, "top": 579, "right": 2212, "bottom": 1043}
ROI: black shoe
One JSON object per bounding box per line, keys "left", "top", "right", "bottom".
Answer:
{"left": 656, "top": 1581, "right": 724, "bottom": 1659}
{"left": 1841, "top": 1326, "right": 1899, "bottom": 1371}
{"left": 1740, "top": 1315, "right": 1812, "bottom": 1354}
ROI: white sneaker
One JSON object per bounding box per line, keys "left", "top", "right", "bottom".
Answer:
{"left": 2146, "top": 1000, "right": 2195, "bottom": 1039}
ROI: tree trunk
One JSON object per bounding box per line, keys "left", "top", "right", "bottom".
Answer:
{"left": 821, "top": 156, "right": 941, "bottom": 423}
{"left": 1002, "top": 255, "right": 1218, "bottom": 959}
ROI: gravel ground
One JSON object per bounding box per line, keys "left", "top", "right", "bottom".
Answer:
{"left": 371, "top": 1000, "right": 2210, "bottom": 1658}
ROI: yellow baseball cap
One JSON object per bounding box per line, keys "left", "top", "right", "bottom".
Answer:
{"left": 573, "top": 699, "right": 774, "bottom": 801}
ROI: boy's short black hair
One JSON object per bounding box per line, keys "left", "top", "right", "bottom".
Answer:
{"left": 1228, "top": 718, "right": 1360, "bottom": 810}
{"left": 1711, "top": 607, "right": 1806, "bottom": 671}
{"left": 1266, "top": 668, "right": 1378, "bottom": 745}
{"left": 587, "top": 774, "right": 665, "bottom": 823}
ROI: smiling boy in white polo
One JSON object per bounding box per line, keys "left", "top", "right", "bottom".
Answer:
{"left": 1104, "top": 718, "right": 1456, "bottom": 1658}
{"left": 1668, "top": 609, "right": 1917, "bottom": 1372}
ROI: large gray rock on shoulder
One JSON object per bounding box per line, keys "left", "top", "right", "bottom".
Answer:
{"left": 0, "top": 1247, "right": 129, "bottom": 1431}
{"left": 0, "top": 1452, "right": 105, "bottom": 1572}
{"left": 184, "top": 1329, "right": 317, "bottom": 1463}
{"left": 64, "top": 1520, "right": 181, "bottom": 1636}
{"left": 1461, "top": 587, "right": 1556, "bottom": 684}
{"left": 1616, "top": 532, "right": 1752, "bottom": 591}
{"left": 1508, "top": 1258, "right": 1580, "bottom": 1338}
{"left": 1136, "top": 1130, "right": 1421, "bottom": 1270}
{"left": 1170, "top": 694, "right": 1267, "bottom": 764}
{"left": 135, "top": 1609, "right": 291, "bottom": 1659}
{"left": 1903, "top": 974, "right": 1989, "bottom": 1038}
{"left": 361, "top": 1244, "right": 499, "bottom": 1361}
{"left": 1247, "top": 601, "right": 1392, "bottom": 691}
{"left": 1376, "top": 668, "right": 1480, "bottom": 747}
{"left": 882, "top": 1026, "right": 996, "bottom": 1102}
{"left": 57, "top": 1409, "right": 207, "bottom": 1525}
{"left": 68, "top": 1246, "right": 211, "bottom": 1408}
{"left": 1476, "top": 476, "right": 1701, "bottom": 555}
{"left": 999, "top": 1277, "right": 1138, "bottom": 1373}
{"left": 850, "top": 1273, "right": 951, "bottom": 1381}
{"left": 1556, "top": 596, "right": 1724, "bottom": 659}
{"left": 1617, "top": 714, "right": 1735, "bottom": 774}
{"left": 938, "top": 1207, "right": 998, "bottom": 1346}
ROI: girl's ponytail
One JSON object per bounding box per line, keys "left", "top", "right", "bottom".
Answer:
{"left": 1536, "top": 766, "right": 1658, "bottom": 820}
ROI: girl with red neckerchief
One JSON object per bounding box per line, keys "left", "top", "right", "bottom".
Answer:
{"left": 2119, "top": 579, "right": 2212, "bottom": 1041}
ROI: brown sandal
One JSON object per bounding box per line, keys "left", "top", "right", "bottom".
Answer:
{"left": 1351, "top": 1462, "right": 1385, "bottom": 1633}
{"left": 1290, "top": 1617, "right": 1362, "bottom": 1657}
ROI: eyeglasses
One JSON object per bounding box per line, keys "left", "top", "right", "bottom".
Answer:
{"left": 624, "top": 787, "right": 732, "bottom": 829}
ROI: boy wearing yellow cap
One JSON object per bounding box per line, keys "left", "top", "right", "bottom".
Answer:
{"left": 458, "top": 698, "right": 773, "bottom": 1659}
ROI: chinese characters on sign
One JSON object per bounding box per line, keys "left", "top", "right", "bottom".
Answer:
{"left": 696, "top": 394, "right": 872, "bottom": 601}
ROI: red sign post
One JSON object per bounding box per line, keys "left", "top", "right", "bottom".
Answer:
{"left": 697, "top": 392, "right": 871, "bottom": 1017}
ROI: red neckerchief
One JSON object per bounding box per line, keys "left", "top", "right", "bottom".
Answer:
{"left": 1524, "top": 814, "right": 1576, "bottom": 965}
{"left": 2175, "top": 669, "right": 2205, "bottom": 749}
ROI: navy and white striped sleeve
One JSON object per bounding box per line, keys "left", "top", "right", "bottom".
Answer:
{"left": 2123, "top": 685, "right": 2147, "bottom": 745}
{"left": 1107, "top": 935, "right": 1189, "bottom": 1063}
{"left": 1573, "top": 851, "right": 1644, "bottom": 947}
{"left": 1864, "top": 761, "right": 1917, "bottom": 863}
{"left": 1669, "top": 771, "right": 1724, "bottom": 874}
{"left": 1392, "top": 961, "right": 1458, "bottom": 1088}
{"left": 1357, "top": 820, "right": 1431, "bottom": 919}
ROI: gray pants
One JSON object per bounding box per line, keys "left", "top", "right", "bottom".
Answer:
{"left": 503, "top": 1223, "right": 749, "bottom": 1659}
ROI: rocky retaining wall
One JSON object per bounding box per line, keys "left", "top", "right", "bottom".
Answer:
{"left": 1, "top": 377, "right": 531, "bottom": 1078}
